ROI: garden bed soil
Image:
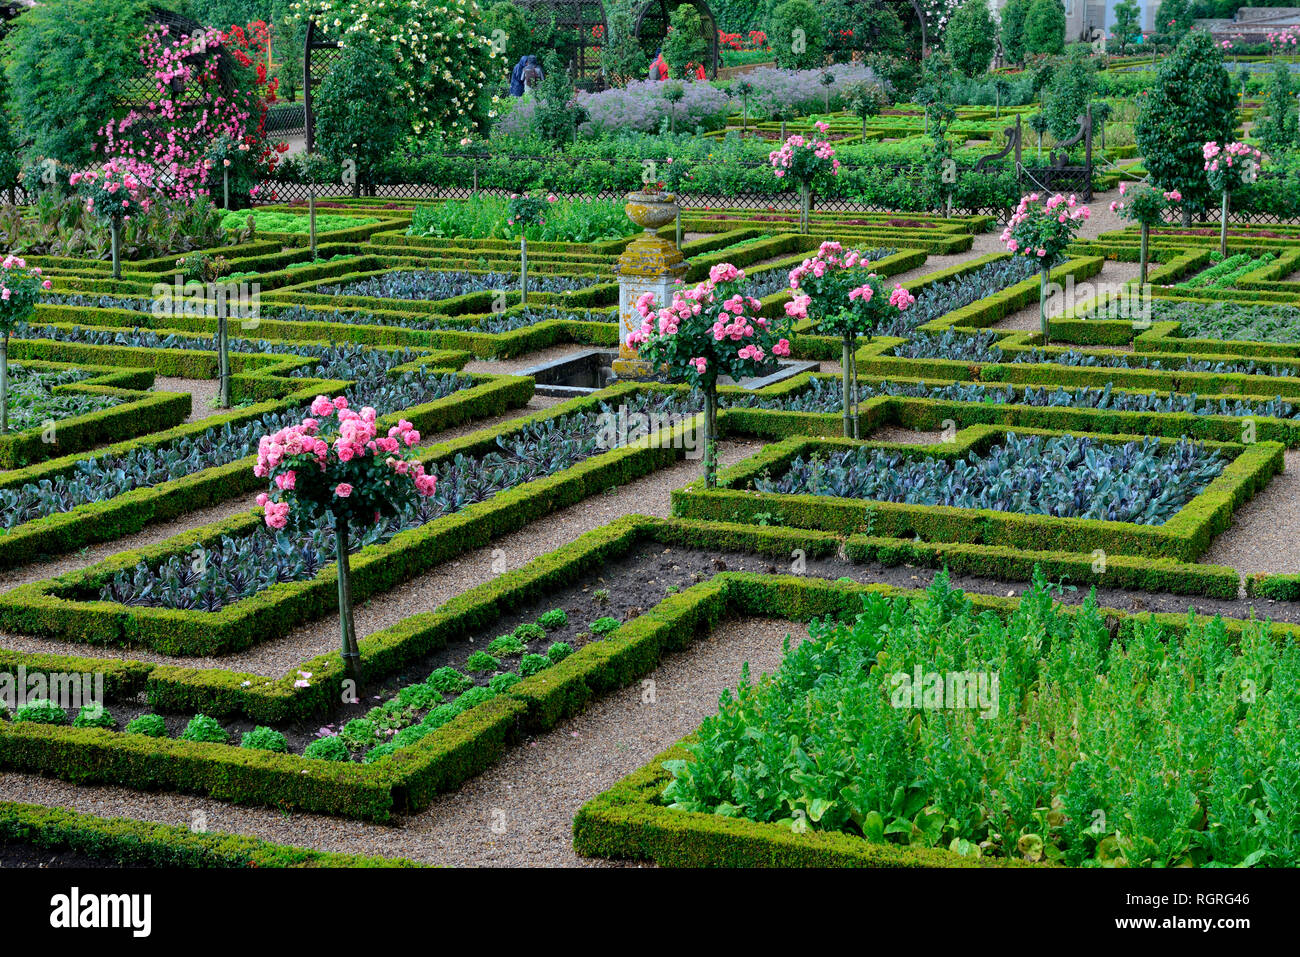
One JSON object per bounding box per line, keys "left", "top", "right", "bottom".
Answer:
{"left": 40, "top": 542, "right": 1300, "bottom": 757}
{"left": 0, "top": 842, "right": 143, "bottom": 868}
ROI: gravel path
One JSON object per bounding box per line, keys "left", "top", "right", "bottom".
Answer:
{"left": 1203, "top": 450, "right": 1300, "bottom": 575}
{"left": 993, "top": 257, "right": 1144, "bottom": 333}
{"left": 0, "top": 616, "right": 804, "bottom": 866}
{"left": 154, "top": 377, "right": 221, "bottom": 423}
{"left": 0, "top": 438, "right": 763, "bottom": 675}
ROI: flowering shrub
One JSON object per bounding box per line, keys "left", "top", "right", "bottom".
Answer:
{"left": 1109, "top": 181, "right": 1182, "bottom": 226}
{"left": 1110, "top": 181, "right": 1182, "bottom": 281}
{"left": 70, "top": 158, "right": 154, "bottom": 222}
{"left": 1002, "top": 193, "right": 1090, "bottom": 345}
{"left": 254, "top": 395, "right": 436, "bottom": 531}
{"left": 293, "top": 0, "right": 503, "bottom": 139}
{"left": 628, "top": 263, "right": 791, "bottom": 485}
{"left": 743, "top": 65, "right": 885, "bottom": 119}
{"left": 769, "top": 122, "right": 841, "bottom": 186}
{"left": 0, "top": 255, "right": 52, "bottom": 434}
{"left": 96, "top": 22, "right": 281, "bottom": 203}
{"left": 1002, "top": 192, "right": 1090, "bottom": 264}
{"left": 498, "top": 79, "right": 730, "bottom": 137}
{"left": 1203, "top": 141, "right": 1262, "bottom": 193}
{"left": 506, "top": 191, "right": 553, "bottom": 229}
{"left": 785, "top": 241, "right": 913, "bottom": 435}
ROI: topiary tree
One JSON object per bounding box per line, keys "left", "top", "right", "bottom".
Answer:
{"left": 663, "top": 3, "right": 709, "bottom": 79}
{"left": 627, "top": 264, "right": 792, "bottom": 487}
{"left": 1255, "top": 59, "right": 1299, "bottom": 156}
{"left": 1028, "top": 111, "right": 1049, "bottom": 161}
{"left": 1111, "top": 0, "right": 1141, "bottom": 54}
{"left": 600, "top": 0, "right": 648, "bottom": 86}
{"left": 1000, "top": 0, "right": 1031, "bottom": 66}
{"left": 254, "top": 399, "right": 437, "bottom": 685}
{"left": 1044, "top": 48, "right": 1095, "bottom": 141}
{"left": 1023, "top": 0, "right": 1065, "bottom": 58}
{"left": 3, "top": 0, "right": 154, "bottom": 166}
{"left": 1157, "top": 0, "right": 1194, "bottom": 38}
{"left": 313, "top": 32, "right": 409, "bottom": 197}
{"left": 1135, "top": 30, "right": 1236, "bottom": 223}
{"left": 945, "top": 0, "right": 996, "bottom": 78}
{"left": 770, "top": 0, "right": 824, "bottom": 70}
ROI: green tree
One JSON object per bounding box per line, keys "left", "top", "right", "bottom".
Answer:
{"left": 770, "top": 0, "right": 825, "bottom": 70}
{"left": 1110, "top": 0, "right": 1141, "bottom": 53}
{"left": 663, "top": 3, "right": 709, "bottom": 78}
{"left": 822, "top": 0, "right": 906, "bottom": 63}
{"left": 313, "top": 32, "right": 408, "bottom": 196}
{"left": 945, "top": 0, "right": 996, "bottom": 77}
{"left": 1255, "top": 58, "right": 1299, "bottom": 154}
{"left": 1157, "top": 0, "right": 1195, "bottom": 36}
{"left": 1135, "top": 31, "right": 1236, "bottom": 220}
{"left": 0, "top": 69, "right": 20, "bottom": 200}
{"left": 483, "top": 1, "right": 532, "bottom": 71}
{"left": 1023, "top": 0, "right": 1065, "bottom": 57}
{"left": 1044, "top": 48, "right": 1095, "bottom": 140}
{"left": 1000, "top": 0, "right": 1032, "bottom": 65}
{"left": 600, "top": 0, "right": 648, "bottom": 85}
{"left": 3, "top": 0, "right": 153, "bottom": 165}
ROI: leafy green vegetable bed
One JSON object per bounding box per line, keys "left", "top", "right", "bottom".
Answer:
{"left": 661, "top": 574, "right": 1300, "bottom": 866}
{"left": 221, "top": 210, "right": 379, "bottom": 234}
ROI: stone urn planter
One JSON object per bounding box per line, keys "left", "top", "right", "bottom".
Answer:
{"left": 624, "top": 191, "right": 679, "bottom": 232}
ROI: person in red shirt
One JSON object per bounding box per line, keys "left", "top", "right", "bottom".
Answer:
{"left": 649, "top": 49, "right": 668, "bottom": 81}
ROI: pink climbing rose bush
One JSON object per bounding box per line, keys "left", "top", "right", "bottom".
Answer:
{"left": 254, "top": 396, "right": 436, "bottom": 530}
{"left": 1002, "top": 192, "right": 1091, "bottom": 264}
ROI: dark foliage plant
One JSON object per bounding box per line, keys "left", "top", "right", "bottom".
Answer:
{"left": 754, "top": 432, "right": 1224, "bottom": 525}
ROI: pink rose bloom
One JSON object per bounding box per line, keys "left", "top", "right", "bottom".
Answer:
{"left": 310, "top": 396, "right": 335, "bottom": 417}
{"left": 336, "top": 445, "right": 355, "bottom": 463}
{"left": 773, "top": 338, "right": 791, "bottom": 357}
{"left": 274, "top": 470, "right": 296, "bottom": 491}
{"left": 404, "top": 430, "right": 420, "bottom": 446}
{"left": 414, "top": 473, "right": 437, "bottom": 496}
{"left": 335, "top": 483, "right": 353, "bottom": 498}
{"left": 333, "top": 396, "right": 348, "bottom": 411}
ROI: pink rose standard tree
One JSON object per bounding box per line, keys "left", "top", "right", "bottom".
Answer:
{"left": 1001, "top": 192, "right": 1091, "bottom": 346}
{"left": 628, "top": 262, "right": 792, "bottom": 487}
{"left": 0, "top": 256, "right": 53, "bottom": 433}
{"left": 69, "top": 158, "right": 154, "bottom": 280}
{"left": 1203, "top": 141, "right": 1262, "bottom": 257}
{"left": 769, "top": 121, "right": 841, "bottom": 234}
{"left": 785, "top": 241, "right": 915, "bottom": 437}
{"left": 254, "top": 397, "right": 437, "bottom": 684}
{"left": 1110, "top": 181, "right": 1182, "bottom": 284}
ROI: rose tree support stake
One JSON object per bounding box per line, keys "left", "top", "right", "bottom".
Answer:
{"left": 254, "top": 397, "right": 437, "bottom": 685}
